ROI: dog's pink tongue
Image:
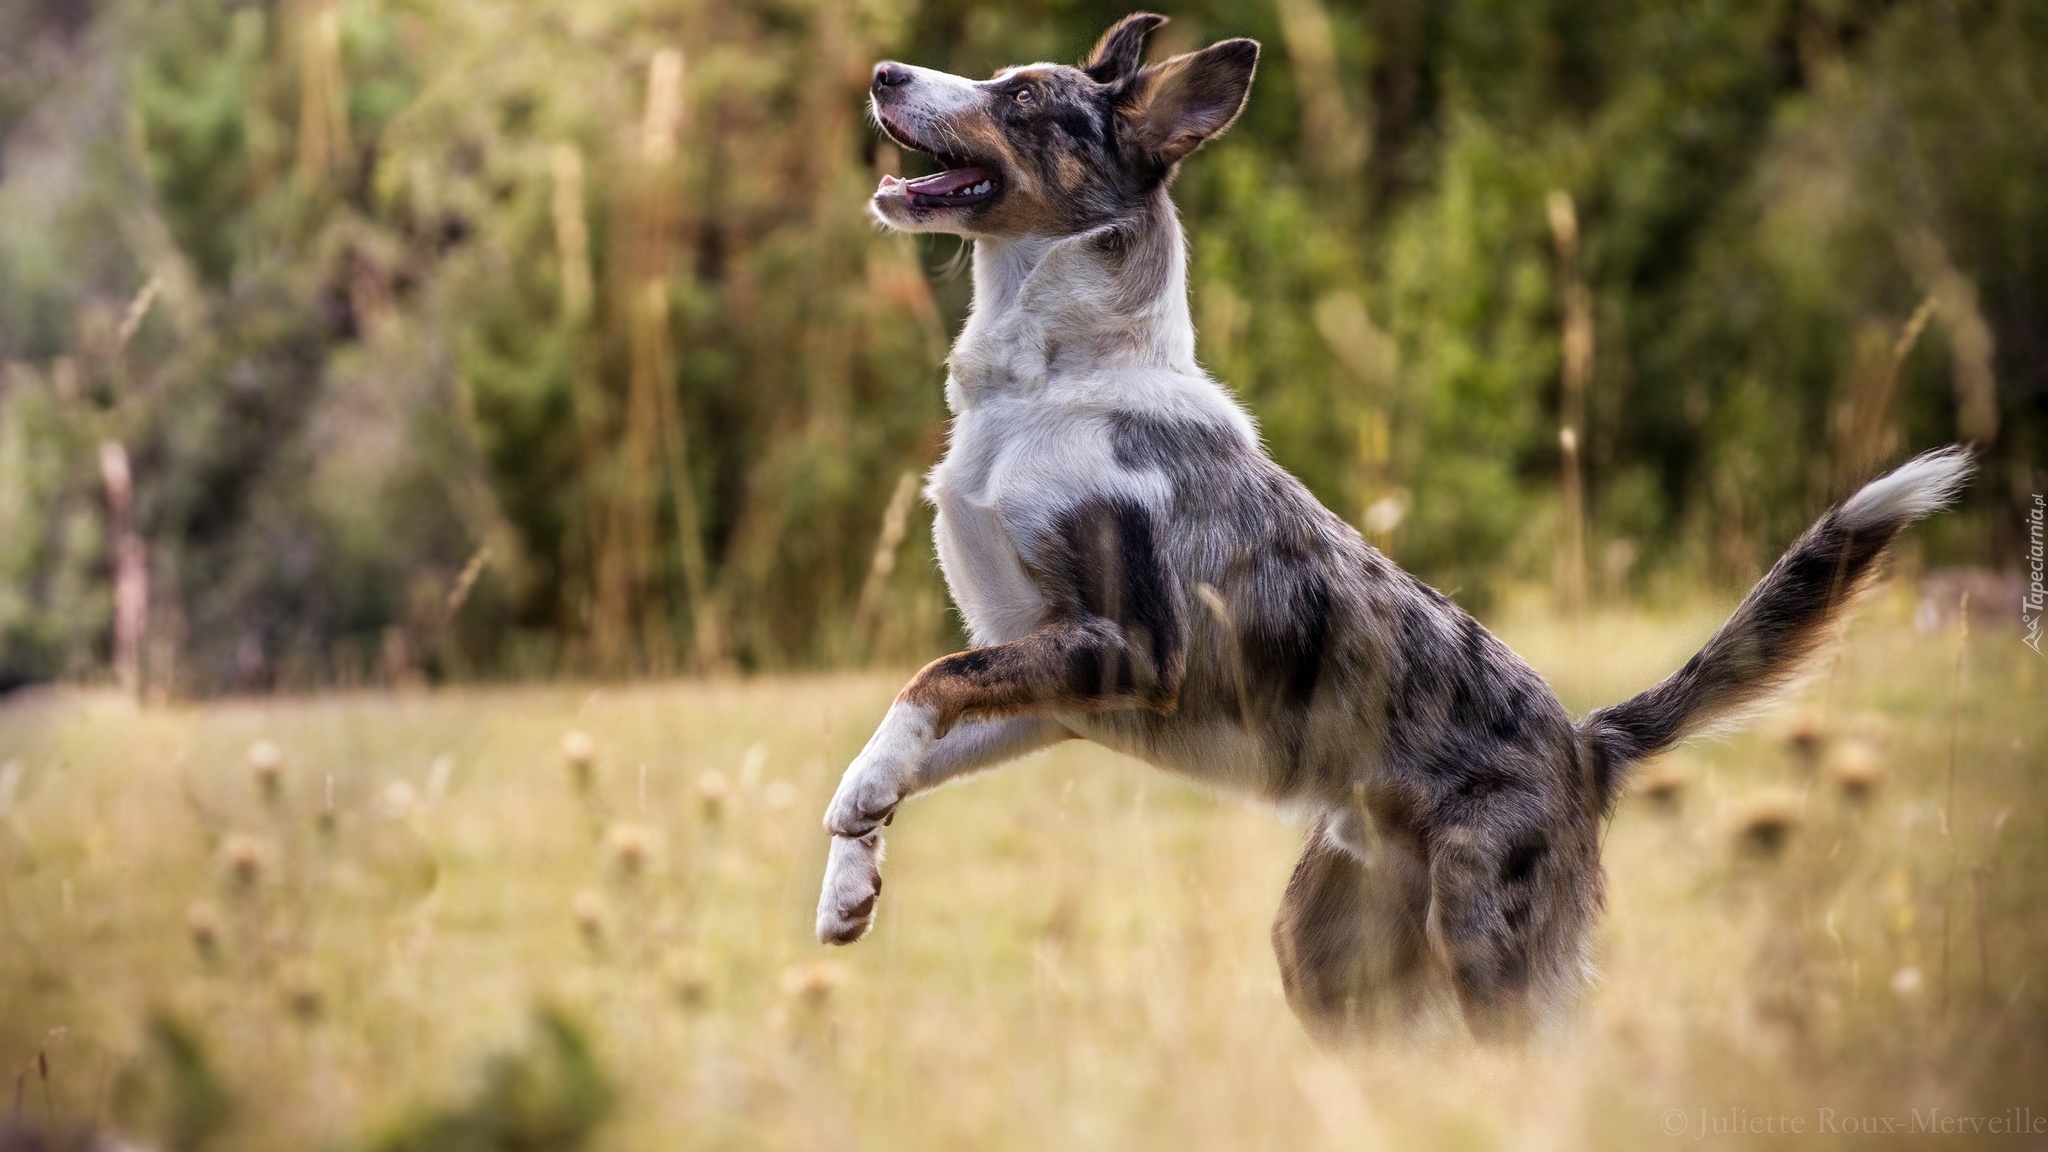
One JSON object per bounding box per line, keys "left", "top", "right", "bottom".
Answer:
{"left": 904, "top": 167, "right": 991, "bottom": 197}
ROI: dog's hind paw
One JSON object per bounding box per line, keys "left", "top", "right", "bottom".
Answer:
{"left": 816, "top": 831, "right": 884, "bottom": 945}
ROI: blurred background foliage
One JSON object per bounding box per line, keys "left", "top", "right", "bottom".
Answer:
{"left": 0, "top": 0, "right": 2040, "bottom": 692}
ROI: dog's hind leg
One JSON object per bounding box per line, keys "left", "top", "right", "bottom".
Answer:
{"left": 1271, "top": 811, "right": 1435, "bottom": 1044}
{"left": 1423, "top": 814, "right": 1595, "bottom": 1042}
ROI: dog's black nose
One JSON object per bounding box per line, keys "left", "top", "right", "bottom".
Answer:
{"left": 872, "top": 63, "right": 912, "bottom": 94}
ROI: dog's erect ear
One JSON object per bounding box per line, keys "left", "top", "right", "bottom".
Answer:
{"left": 1121, "top": 38, "right": 1260, "bottom": 167}
{"left": 1084, "top": 13, "right": 1168, "bottom": 84}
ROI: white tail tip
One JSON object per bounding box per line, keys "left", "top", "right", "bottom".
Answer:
{"left": 1840, "top": 445, "right": 1975, "bottom": 530}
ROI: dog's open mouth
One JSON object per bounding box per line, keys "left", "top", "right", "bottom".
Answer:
{"left": 880, "top": 164, "right": 999, "bottom": 209}
{"left": 874, "top": 112, "right": 1000, "bottom": 209}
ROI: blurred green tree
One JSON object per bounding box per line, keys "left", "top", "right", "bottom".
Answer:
{"left": 0, "top": 0, "right": 2038, "bottom": 690}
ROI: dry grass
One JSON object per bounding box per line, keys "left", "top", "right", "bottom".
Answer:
{"left": 1, "top": 590, "right": 2043, "bottom": 1150}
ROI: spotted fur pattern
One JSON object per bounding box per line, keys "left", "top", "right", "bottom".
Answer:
{"left": 822, "top": 12, "right": 1974, "bottom": 1043}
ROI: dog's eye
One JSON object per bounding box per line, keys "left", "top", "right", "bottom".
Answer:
{"left": 1012, "top": 86, "right": 1035, "bottom": 106}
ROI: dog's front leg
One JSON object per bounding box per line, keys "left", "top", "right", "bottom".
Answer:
{"left": 816, "top": 617, "right": 1178, "bottom": 944}
{"left": 816, "top": 830, "right": 887, "bottom": 944}
{"left": 823, "top": 713, "right": 1072, "bottom": 843}
{"left": 813, "top": 716, "right": 1068, "bottom": 945}
{"left": 914, "top": 715, "right": 1074, "bottom": 790}
{"left": 821, "top": 695, "right": 944, "bottom": 842}
{"left": 825, "top": 620, "right": 1167, "bottom": 838}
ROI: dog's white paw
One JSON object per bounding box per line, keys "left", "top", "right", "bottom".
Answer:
{"left": 816, "top": 832, "right": 884, "bottom": 945}
{"left": 824, "top": 765, "right": 905, "bottom": 838}
{"left": 823, "top": 703, "right": 933, "bottom": 838}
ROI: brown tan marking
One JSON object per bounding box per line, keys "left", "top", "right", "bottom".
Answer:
{"left": 896, "top": 616, "right": 1183, "bottom": 738}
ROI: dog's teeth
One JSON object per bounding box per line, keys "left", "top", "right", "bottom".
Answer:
{"left": 969, "top": 181, "right": 992, "bottom": 195}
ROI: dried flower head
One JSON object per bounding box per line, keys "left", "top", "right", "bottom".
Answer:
{"left": 1635, "top": 763, "right": 1686, "bottom": 810}
{"left": 606, "top": 823, "right": 654, "bottom": 880}
{"left": 186, "top": 901, "right": 221, "bottom": 960}
{"left": 1827, "top": 738, "right": 1886, "bottom": 802}
{"left": 248, "top": 741, "right": 283, "bottom": 804}
{"left": 279, "top": 961, "right": 322, "bottom": 1021}
{"left": 665, "top": 950, "right": 710, "bottom": 1007}
{"left": 572, "top": 890, "right": 606, "bottom": 947}
{"left": 1731, "top": 791, "right": 1803, "bottom": 857}
{"left": 697, "top": 771, "right": 730, "bottom": 821}
{"left": 562, "top": 730, "right": 596, "bottom": 791}
{"left": 1775, "top": 706, "right": 1830, "bottom": 769}
{"left": 220, "top": 835, "right": 268, "bottom": 891}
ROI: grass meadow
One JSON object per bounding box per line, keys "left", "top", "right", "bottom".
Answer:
{"left": 1, "top": 589, "right": 2043, "bottom": 1151}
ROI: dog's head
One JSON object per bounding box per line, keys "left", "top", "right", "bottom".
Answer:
{"left": 868, "top": 14, "right": 1258, "bottom": 238}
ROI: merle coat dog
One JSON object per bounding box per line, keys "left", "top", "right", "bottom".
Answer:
{"left": 815, "top": 12, "right": 1973, "bottom": 1041}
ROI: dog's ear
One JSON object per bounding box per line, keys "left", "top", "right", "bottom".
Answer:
{"left": 1084, "top": 13, "right": 1167, "bottom": 84}
{"left": 1120, "top": 38, "right": 1260, "bottom": 167}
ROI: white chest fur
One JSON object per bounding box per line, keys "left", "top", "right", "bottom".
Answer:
{"left": 927, "top": 398, "right": 1160, "bottom": 646}
{"left": 927, "top": 433, "right": 1044, "bottom": 646}
{"left": 922, "top": 227, "right": 1257, "bottom": 649}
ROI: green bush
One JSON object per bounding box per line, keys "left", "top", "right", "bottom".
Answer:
{"left": 0, "top": 0, "right": 2038, "bottom": 689}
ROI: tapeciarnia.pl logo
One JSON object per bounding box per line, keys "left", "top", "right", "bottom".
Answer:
{"left": 2026, "top": 493, "right": 2044, "bottom": 655}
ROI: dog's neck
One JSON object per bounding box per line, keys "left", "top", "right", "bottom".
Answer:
{"left": 945, "top": 188, "right": 1198, "bottom": 411}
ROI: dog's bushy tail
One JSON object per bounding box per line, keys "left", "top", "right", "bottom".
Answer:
{"left": 1579, "top": 446, "right": 1973, "bottom": 809}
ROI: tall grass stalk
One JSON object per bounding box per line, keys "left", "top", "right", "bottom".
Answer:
{"left": 851, "top": 471, "right": 921, "bottom": 661}
{"left": 1546, "top": 191, "right": 1593, "bottom": 622}
{"left": 1941, "top": 591, "right": 1969, "bottom": 1013}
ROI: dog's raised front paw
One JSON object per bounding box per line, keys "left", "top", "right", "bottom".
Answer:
{"left": 816, "top": 832, "right": 884, "bottom": 945}
{"left": 822, "top": 703, "right": 933, "bottom": 838}
{"left": 823, "top": 766, "right": 903, "bottom": 839}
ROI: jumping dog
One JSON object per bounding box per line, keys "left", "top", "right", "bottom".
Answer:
{"left": 816, "top": 12, "right": 1973, "bottom": 1041}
